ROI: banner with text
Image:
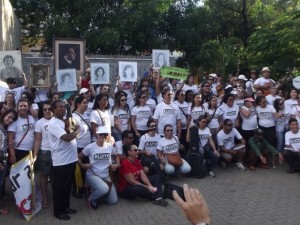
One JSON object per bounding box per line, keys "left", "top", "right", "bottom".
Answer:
{"left": 9, "top": 155, "right": 42, "bottom": 221}
{"left": 160, "top": 66, "right": 189, "bottom": 80}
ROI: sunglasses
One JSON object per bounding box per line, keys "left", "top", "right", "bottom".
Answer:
{"left": 121, "top": 99, "right": 127, "bottom": 102}
{"left": 130, "top": 149, "right": 138, "bottom": 152}
{"left": 226, "top": 124, "right": 233, "bottom": 126}
{"left": 99, "top": 133, "right": 108, "bottom": 137}
{"left": 167, "top": 94, "right": 173, "bottom": 96}
{"left": 165, "top": 129, "right": 173, "bottom": 132}
{"left": 43, "top": 108, "right": 51, "bottom": 112}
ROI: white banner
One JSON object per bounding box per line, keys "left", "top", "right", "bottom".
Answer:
{"left": 9, "top": 154, "right": 42, "bottom": 221}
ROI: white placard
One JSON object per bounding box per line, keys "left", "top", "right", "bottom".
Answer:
{"left": 56, "top": 69, "right": 77, "bottom": 92}
{"left": 119, "top": 61, "right": 138, "bottom": 82}
{"left": 152, "top": 49, "right": 170, "bottom": 69}
{"left": 90, "top": 63, "right": 110, "bottom": 84}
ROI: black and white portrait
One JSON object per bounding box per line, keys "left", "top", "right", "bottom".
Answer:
{"left": 0, "top": 51, "right": 23, "bottom": 86}
{"left": 152, "top": 49, "right": 169, "bottom": 69}
{"left": 30, "top": 64, "right": 50, "bottom": 87}
{"left": 56, "top": 69, "right": 77, "bottom": 92}
{"left": 54, "top": 39, "right": 85, "bottom": 72}
{"left": 90, "top": 63, "right": 109, "bottom": 84}
{"left": 119, "top": 61, "right": 138, "bottom": 82}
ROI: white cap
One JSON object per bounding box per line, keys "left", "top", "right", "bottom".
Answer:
{"left": 96, "top": 126, "right": 110, "bottom": 134}
{"left": 238, "top": 74, "right": 247, "bottom": 81}
{"left": 261, "top": 67, "right": 270, "bottom": 72}
{"left": 209, "top": 73, "right": 217, "bottom": 78}
{"left": 79, "top": 88, "right": 89, "bottom": 94}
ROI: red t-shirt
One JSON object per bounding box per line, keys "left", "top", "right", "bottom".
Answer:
{"left": 81, "top": 79, "right": 89, "bottom": 89}
{"left": 117, "top": 158, "right": 143, "bottom": 193}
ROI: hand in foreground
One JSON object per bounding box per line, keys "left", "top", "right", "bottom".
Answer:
{"left": 173, "top": 184, "right": 211, "bottom": 225}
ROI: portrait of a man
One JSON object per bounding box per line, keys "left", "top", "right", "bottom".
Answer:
{"left": 152, "top": 49, "right": 170, "bottom": 69}
{"left": 0, "top": 51, "right": 23, "bottom": 86}
{"left": 54, "top": 39, "right": 85, "bottom": 72}
{"left": 119, "top": 61, "right": 137, "bottom": 82}
{"left": 90, "top": 63, "right": 110, "bottom": 84}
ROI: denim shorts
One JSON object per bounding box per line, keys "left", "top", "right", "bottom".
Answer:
{"left": 38, "top": 150, "right": 52, "bottom": 175}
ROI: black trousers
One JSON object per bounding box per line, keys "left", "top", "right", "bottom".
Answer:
{"left": 284, "top": 151, "right": 300, "bottom": 171}
{"left": 119, "top": 174, "right": 163, "bottom": 200}
{"left": 52, "top": 162, "right": 76, "bottom": 216}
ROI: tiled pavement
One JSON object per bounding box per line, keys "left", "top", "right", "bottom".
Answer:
{"left": 1, "top": 164, "right": 300, "bottom": 225}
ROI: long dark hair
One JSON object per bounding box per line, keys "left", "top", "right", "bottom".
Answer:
{"left": 0, "top": 108, "right": 18, "bottom": 127}
{"left": 92, "top": 93, "right": 110, "bottom": 110}
{"left": 73, "top": 96, "right": 86, "bottom": 112}
{"left": 38, "top": 100, "right": 52, "bottom": 119}
{"left": 112, "top": 92, "right": 129, "bottom": 114}
{"left": 274, "top": 98, "right": 282, "bottom": 112}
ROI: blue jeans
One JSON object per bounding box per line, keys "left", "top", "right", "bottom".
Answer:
{"left": 85, "top": 175, "right": 118, "bottom": 205}
{"left": 276, "top": 131, "right": 285, "bottom": 153}
{"left": 164, "top": 158, "right": 191, "bottom": 175}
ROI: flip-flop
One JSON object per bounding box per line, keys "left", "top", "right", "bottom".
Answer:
{"left": 0, "top": 208, "right": 9, "bottom": 214}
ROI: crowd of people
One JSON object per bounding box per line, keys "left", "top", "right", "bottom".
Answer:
{"left": 0, "top": 65, "right": 300, "bottom": 222}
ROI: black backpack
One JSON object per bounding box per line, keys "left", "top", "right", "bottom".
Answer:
{"left": 186, "top": 126, "right": 207, "bottom": 178}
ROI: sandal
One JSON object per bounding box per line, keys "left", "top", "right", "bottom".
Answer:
{"left": 0, "top": 208, "right": 9, "bottom": 214}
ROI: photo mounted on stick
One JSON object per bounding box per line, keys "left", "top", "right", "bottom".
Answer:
{"left": 0, "top": 50, "right": 23, "bottom": 86}
{"left": 90, "top": 63, "right": 110, "bottom": 84}
{"left": 30, "top": 64, "right": 50, "bottom": 87}
{"left": 56, "top": 69, "right": 77, "bottom": 92}
{"left": 119, "top": 61, "right": 138, "bottom": 82}
{"left": 152, "top": 49, "right": 169, "bottom": 69}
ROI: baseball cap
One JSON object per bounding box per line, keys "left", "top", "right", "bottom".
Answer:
{"left": 238, "top": 74, "right": 247, "bottom": 81}
{"left": 79, "top": 88, "right": 89, "bottom": 94}
{"left": 261, "top": 67, "right": 270, "bottom": 72}
{"left": 209, "top": 73, "right": 217, "bottom": 78}
{"left": 96, "top": 126, "right": 110, "bottom": 134}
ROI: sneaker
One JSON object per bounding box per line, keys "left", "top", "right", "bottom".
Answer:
{"left": 209, "top": 171, "right": 216, "bottom": 178}
{"left": 236, "top": 162, "right": 246, "bottom": 171}
{"left": 88, "top": 199, "right": 98, "bottom": 210}
{"left": 152, "top": 199, "right": 168, "bottom": 207}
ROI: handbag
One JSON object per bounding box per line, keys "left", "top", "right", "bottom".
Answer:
{"left": 166, "top": 153, "right": 183, "bottom": 166}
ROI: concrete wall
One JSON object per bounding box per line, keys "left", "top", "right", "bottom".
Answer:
{"left": 22, "top": 54, "right": 176, "bottom": 90}
{"left": 0, "top": 0, "right": 21, "bottom": 51}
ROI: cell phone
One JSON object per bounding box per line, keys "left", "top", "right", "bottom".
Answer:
{"left": 163, "top": 182, "right": 185, "bottom": 201}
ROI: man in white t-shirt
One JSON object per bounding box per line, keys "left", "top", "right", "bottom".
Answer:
{"left": 284, "top": 118, "right": 300, "bottom": 173}
{"left": 266, "top": 86, "right": 281, "bottom": 106}
{"left": 217, "top": 119, "right": 246, "bottom": 170}
{"left": 48, "top": 100, "right": 80, "bottom": 220}
{"left": 253, "top": 67, "right": 275, "bottom": 96}
{"left": 1, "top": 75, "right": 29, "bottom": 103}
{"left": 114, "top": 130, "right": 133, "bottom": 159}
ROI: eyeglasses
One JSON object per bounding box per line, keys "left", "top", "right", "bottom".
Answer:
{"left": 261, "top": 101, "right": 266, "bottom": 104}
{"left": 43, "top": 108, "right": 51, "bottom": 112}
{"left": 165, "top": 129, "right": 173, "bottom": 132}
{"left": 121, "top": 99, "right": 127, "bottom": 102}
{"left": 225, "top": 124, "right": 233, "bottom": 126}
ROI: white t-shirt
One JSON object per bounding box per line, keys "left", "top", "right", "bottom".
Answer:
{"left": 254, "top": 77, "right": 273, "bottom": 87}
{"left": 275, "top": 109, "right": 290, "bottom": 132}
{"left": 240, "top": 106, "right": 257, "bottom": 130}
{"left": 114, "top": 140, "right": 123, "bottom": 155}
{"left": 187, "top": 106, "right": 206, "bottom": 122}
{"left": 34, "top": 88, "right": 49, "bottom": 103}
{"left": 48, "top": 117, "right": 77, "bottom": 166}
{"left": 285, "top": 130, "right": 300, "bottom": 152}
{"left": 131, "top": 105, "right": 152, "bottom": 131}
{"left": 217, "top": 128, "right": 242, "bottom": 150}
{"left": 90, "top": 109, "right": 111, "bottom": 141}
{"left": 157, "top": 136, "right": 180, "bottom": 154}
{"left": 220, "top": 104, "right": 239, "bottom": 124}
{"left": 146, "top": 98, "right": 156, "bottom": 113}
{"left": 84, "top": 102, "right": 94, "bottom": 121}
{"left": 266, "top": 95, "right": 281, "bottom": 106}
{"left": 284, "top": 99, "right": 298, "bottom": 113}
{"left": 174, "top": 101, "right": 189, "bottom": 129}
{"left": 73, "top": 112, "right": 92, "bottom": 148}
{"left": 256, "top": 105, "right": 276, "bottom": 127}
{"left": 235, "top": 99, "right": 244, "bottom": 108}
{"left": 153, "top": 101, "right": 181, "bottom": 135}
{"left": 182, "top": 84, "right": 199, "bottom": 94}
{"left": 34, "top": 117, "right": 51, "bottom": 150}
{"left": 138, "top": 133, "right": 161, "bottom": 156}
{"left": 156, "top": 93, "right": 163, "bottom": 104}
{"left": 113, "top": 108, "right": 130, "bottom": 133}
{"left": 206, "top": 107, "right": 223, "bottom": 129}
{"left": 8, "top": 115, "right": 35, "bottom": 151}
{"left": 198, "top": 127, "right": 212, "bottom": 150}
{"left": 82, "top": 142, "right": 115, "bottom": 178}
{"left": 291, "top": 106, "right": 300, "bottom": 125}
{"left": 245, "top": 79, "right": 254, "bottom": 96}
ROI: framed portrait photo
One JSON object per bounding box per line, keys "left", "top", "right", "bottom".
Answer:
{"left": 54, "top": 38, "right": 85, "bottom": 72}
{"left": 119, "top": 61, "right": 138, "bottom": 82}
{"left": 30, "top": 64, "right": 50, "bottom": 87}
{"left": 56, "top": 69, "right": 77, "bottom": 92}
{"left": 0, "top": 50, "right": 23, "bottom": 86}
{"left": 152, "top": 49, "right": 170, "bottom": 69}
{"left": 90, "top": 63, "right": 110, "bottom": 84}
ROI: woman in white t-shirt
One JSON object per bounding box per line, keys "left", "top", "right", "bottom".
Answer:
{"left": 131, "top": 92, "right": 152, "bottom": 143}
{"left": 8, "top": 99, "right": 36, "bottom": 164}
{"left": 255, "top": 96, "right": 278, "bottom": 147}
{"left": 157, "top": 124, "right": 191, "bottom": 175}
{"left": 239, "top": 97, "right": 257, "bottom": 139}
{"left": 220, "top": 94, "right": 239, "bottom": 127}
{"left": 181, "top": 75, "right": 199, "bottom": 94}
{"left": 187, "top": 94, "right": 206, "bottom": 128}
{"left": 78, "top": 126, "right": 120, "bottom": 209}
{"left": 112, "top": 92, "right": 130, "bottom": 141}
{"left": 90, "top": 93, "right": 112, "bottom": 142}
{"left": 284, "top": 88, "right": 298, "bottom": 114}
{"left": 33, "top": 101, "right": 53, "bottom": 208}
{"left": 186, "top": 116, "right": 219, "bottom": 178}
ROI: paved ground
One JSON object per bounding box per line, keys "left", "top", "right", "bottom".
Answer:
{"left": 1, "top": 164, "right": 300, "bottom": 225}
